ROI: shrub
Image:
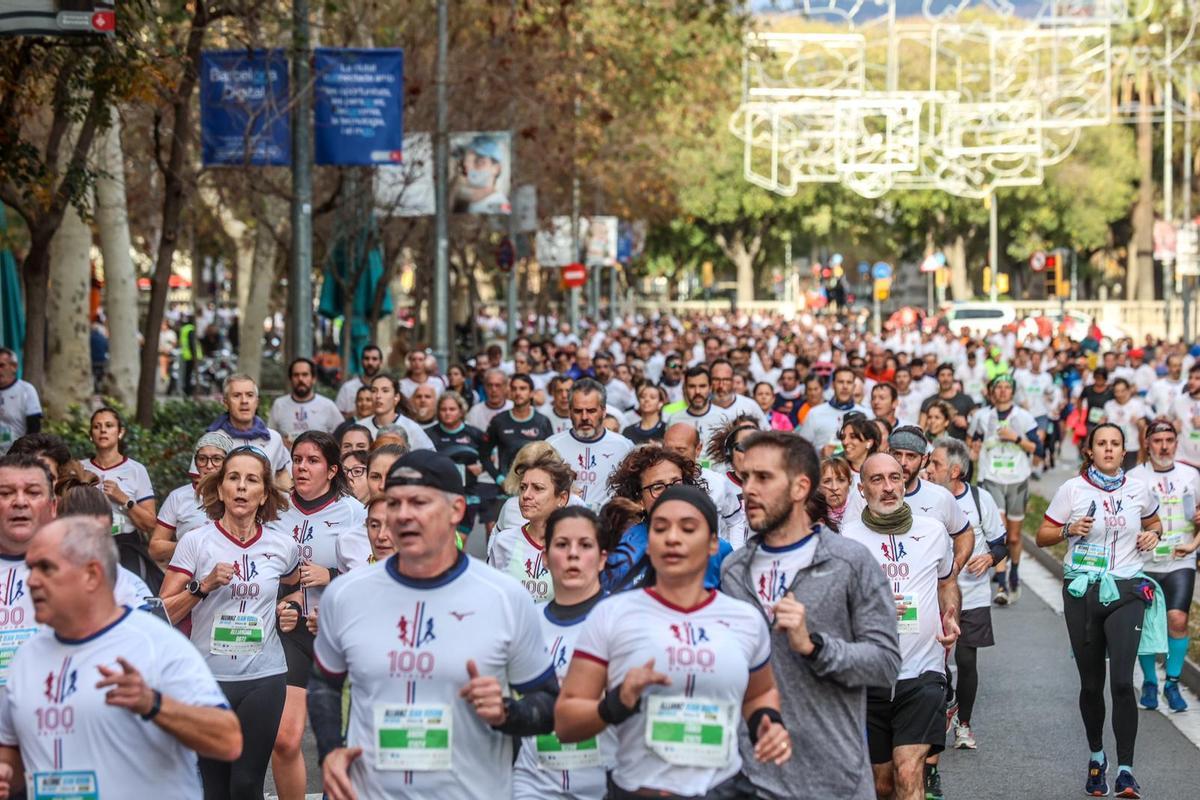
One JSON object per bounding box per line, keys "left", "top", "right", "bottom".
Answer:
{"left": 45, "top": 399, "right": 226, "bottom": 502}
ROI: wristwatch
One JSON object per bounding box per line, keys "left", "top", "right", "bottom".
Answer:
{"left": 186, "top": 579, "right": 208, "bottom": 599}
{"left": 124, "top": 499, "right": 136, "bottom": 510}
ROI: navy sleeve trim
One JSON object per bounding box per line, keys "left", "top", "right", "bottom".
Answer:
{"left": 511, "top": 663, "right": 557, "bottom": 695}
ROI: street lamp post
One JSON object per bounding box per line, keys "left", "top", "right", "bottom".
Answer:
{"left": 432, "top": 0, "right": 450, "bottom": 371}
{"left": 289, "top": 0, "right": 314, "bottom": 361}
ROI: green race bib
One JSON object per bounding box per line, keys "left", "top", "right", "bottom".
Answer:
{"left": 535, "top": 733, "right": 601, "bottom": 771}
{"left": 645, "top": 696, "right": 734, "bottom": 768}
{"left": 375, "top": 704, "right": 452, "bottom": 771}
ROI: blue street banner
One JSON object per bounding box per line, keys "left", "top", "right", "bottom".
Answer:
{"left": 314, "top": 48, "right": 404, "bottom": 166}
{"left": 199, "top": 50, "right": 290, "bottom": 167}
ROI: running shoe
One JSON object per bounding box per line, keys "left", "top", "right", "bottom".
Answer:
{"left": 1139, "top": 682, "right": 1159, "bottom": 711}
{"left": 1114, "top": 770, "right": 1141, "bottom": 799}
{"left": 1085, "top": 758, "right": 1109, "bottom": 797}
{"left": 953, "top": 721, "right": 977, "bottom": 749}
{"left": 924, "top": 765, "right": 945, "bottom": 800}
{"left": 945, "top": 699, "right": 958, "bottom": 733}
{"left": 1164, "top": 679, "right": 1189, "bottom": 712}
{"left": 1008, "top": 565, "right": 1021, "bottom": 602}
{"left": 993, "top": 582, "right": 1009, "bottom": 606}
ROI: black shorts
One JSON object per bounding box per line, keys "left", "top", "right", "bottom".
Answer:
{"left": 1145, "top": 569, "right": 1196, "bottom": 613}
{"left": 866, "top": 671, "right": 947, "bottom": 764}
{"left": 281, "top": 624, "right": 315, "bottom": 688}
{"left": 958, "top": 607, "right": 996, "bottom": 648}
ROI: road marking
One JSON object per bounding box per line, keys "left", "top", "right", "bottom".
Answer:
{"left": 1018, "top": 556, "right": 1200, "bottom": 751}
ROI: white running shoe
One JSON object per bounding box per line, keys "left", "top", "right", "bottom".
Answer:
{"left": 954, "top": 721, "right": 977, "bottom": 750}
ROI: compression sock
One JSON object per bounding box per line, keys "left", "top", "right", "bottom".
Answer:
{"left": 1138, "top": 654, "right": 1159, "bottom": 686}
{"left": 1091, "top": 751, "right": 1106, "bottom": 763}
{"left": 1009, "top": 562, "right": 1019, "bottom": 586}
{"left": 1166, "top": 635, "right": 1189, "bottom": 681}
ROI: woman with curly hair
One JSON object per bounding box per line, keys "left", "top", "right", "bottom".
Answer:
{"left": 599, "top": 444, "right": 733, "bottom": 593}
{"left": 705, "top": 415, "right": 760, "bottom": 547}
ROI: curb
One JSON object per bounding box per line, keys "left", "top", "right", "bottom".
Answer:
{"left": 1021, "top": 534, "right": 1200, "bottom": 696}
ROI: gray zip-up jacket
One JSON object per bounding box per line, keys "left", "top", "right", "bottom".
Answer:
{"left": 721, "top": 529, "right": 900, "bottom": 800}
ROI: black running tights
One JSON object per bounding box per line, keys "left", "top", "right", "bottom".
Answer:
{"left": 1062, "top": 580, "right": 1143, "bottom": 766}
{"left": 956, "top": 645, "right": 979, "bottom": 725}
{"left": 199, "top": 673, "right": 287, "bottom": 800}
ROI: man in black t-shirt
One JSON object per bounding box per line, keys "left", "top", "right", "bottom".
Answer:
{"left": 919, "top": 363, "right": 977, "bottom": 440}
{"left": 480, "top": 373, "right": 553, "bottom": 481}
{"left": 1078, "top": 367, "right": 1115, "bottom": 434}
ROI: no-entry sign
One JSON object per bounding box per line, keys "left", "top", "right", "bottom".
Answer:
{"left": 561, "top": 262, "right": 588, "bottom": 288}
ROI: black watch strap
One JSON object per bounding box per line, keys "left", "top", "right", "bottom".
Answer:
{"left": 141, "top": 689, "right": 163, "bottom": 721}
{"left": 806, "top": 631, "right": 825, "bottom": 659}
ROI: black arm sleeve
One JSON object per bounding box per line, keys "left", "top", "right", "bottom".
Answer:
{"left": 987, "top": 536, "right": 1009, "bottom": 565}
{"left": 25, "top": 414, "right": 41, "bottom": 434}
{"left": 307, "top": 664, "right": 347, "bottom": 763}
{"left": 492, "top": 672, "right": 560, "bottom": 737}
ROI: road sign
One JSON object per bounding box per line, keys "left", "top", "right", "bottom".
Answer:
{"left": 496, "top": 237, "right": 515, "bottom": 272}
{"left": 1030, "top": 250, "right": 1047, "bottom": 272}
{"left": 872, "top": 261, "right": 892, "bottom": 280}
{"left": 857, "top": 260, "right": 870, "bottom": 275}
{"left": 1177, "top": 222, "right": 1200, "bottom": 277}
{"left": 920, "top": 255, "right": 939, "bottom": 273}
{"left": 561, "top": 262, "right": 587, "bottom": 288}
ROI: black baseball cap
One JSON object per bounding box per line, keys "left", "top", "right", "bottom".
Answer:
{"left": 385, "top": 450, "right": 465, "bottom": 495}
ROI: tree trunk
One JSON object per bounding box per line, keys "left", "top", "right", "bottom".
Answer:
{"left": 714, "top": 229, "right": 762, "bottom": 305}
{"left": 45, "top": 203, "right": 93, "bottom": 417}
{"left": 239, "top": 196, "right": 285, "bottom": 384}
{"left": 94, "top": 109, "right": 139, "bottom": 408}
{"left": 136, "top": 2, "right": 208, "bottom": 425}
{"left": 1131, "top": 66, "right": 1157, "bottom": 301}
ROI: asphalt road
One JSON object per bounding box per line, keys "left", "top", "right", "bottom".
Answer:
{"left": 270, "top": 452, "right": 1200, "bottom": 799}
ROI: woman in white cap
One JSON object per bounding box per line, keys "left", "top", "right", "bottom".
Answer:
{"left": 150, "top": 430, "right": 235, "bottom": 565}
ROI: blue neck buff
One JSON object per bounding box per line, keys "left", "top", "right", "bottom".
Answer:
{"left": 830, "top": 398, "right": 855, "bottom": 411}
{"left": 1087, "top": 464, "right": 1124, "bottom": 492}
{"left": 208, "top": 413, "right": 270, "bottom": 441}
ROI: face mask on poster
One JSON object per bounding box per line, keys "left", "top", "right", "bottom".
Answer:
{"left": 467, "top": 169, "right": 493, "bottom": 188}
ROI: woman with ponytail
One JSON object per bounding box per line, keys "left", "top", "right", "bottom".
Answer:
{"left": 1036, "top": 422, "right": 1164, "bottom": 799}
{"left": 718, "top": 431, "right": 901, "bottom": 800}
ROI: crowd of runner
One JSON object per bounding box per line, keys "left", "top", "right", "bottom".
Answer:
{"left": 0, "top": 312, "right": 1195, "bottom": 800}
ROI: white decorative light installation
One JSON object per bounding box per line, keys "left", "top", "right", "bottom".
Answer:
{"left": 733, "top": 0, "right": 1197, "bottom": 198}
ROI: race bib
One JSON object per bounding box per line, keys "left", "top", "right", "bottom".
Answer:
{"left": 897, "top": 594, "right": 919, "bottom": 635}
{"left": 1071, "top": 542, "right": 1109, "bottom": 572}
{"left": 1153, "top": 533, "right": 1187, "bottom": 562}
{"left": 1087, "top": 407, "right": 1105, "bottom": 424}
{"left": 988, "top": 449, "right": 1018, "bottom": 478}
{"left": 0, "top": 627, "right": 38, "bottom": 687}
{"left": 535, "top": 733, "right": 602, "bottom": 771}
{"left": 33, "top": 771, "right": 98, "bottom": 800}
{"left": 645, "top": 696, "right": 734, "bottom": 768}
{"left": 209, "top": 613, "right": 264, "bottom": 656}
{"left": 375, "top": 704, "right": 452, "bottom": 771}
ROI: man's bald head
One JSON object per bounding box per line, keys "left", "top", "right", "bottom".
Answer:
{"left": 859, "top": 452, "right": 905, "bottom": 515}
{"left": 663, "top": 423, "right": 701, "bottom": 461}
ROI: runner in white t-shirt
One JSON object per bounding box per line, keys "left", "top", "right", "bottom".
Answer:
{"left": 0, "top": 518, "right": 239, "bottom": 800}
{"left": 0, "top": 349, "right": 41, "bottom": 455}
{"left": 1129, "top": 420, "right": 1200, "bottom": 714}
{"left": 1036, "top": 423, "right": 1161, "bottom": 799}
{"left": 513, "top": 506, "right": 615, "bottom": 800}
{"left": 309, "top": 451, "right": 560, "bottom": 800}
{"left": 840, "top": 453, "right": 960, "bottom": 800}
{"left": 926, "top": 438, "right": 1007, "bottom": 753}
{"left": 799, "top": 368, "right": 871, "bottom": 456}
{"left": 159, "top": 447, "right": 300, "bottom": 799}
{"left": 1168, "top": 366, "right": 1200, "bottom": 468}
{"left": 268, "top": 359, "right": 345, "bottom": 446}
{"left": 1101, "top": 378, "right": 1149, "bottom": 471}
{"left": 149, "top": 431, "right": 234, "bottom": 566}
{"left": 488, "top": 453, "right": 573, "bottom": 604}
{"left": 546, "top": 379, "right": 633, "bottom": 512}
{"left": 81, "top": 409, "right": 157, "bottom": 542}
{"left": 556, "top": 484, "right": 790, "bottom": 798}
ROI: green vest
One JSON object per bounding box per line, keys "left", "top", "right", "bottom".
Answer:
{"left": 180, "top": 323, "right": 200, "bottom": 361}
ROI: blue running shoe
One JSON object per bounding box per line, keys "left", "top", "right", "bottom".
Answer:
{"left": 1114, "top": 770, "right": 1141, "bottom": 799}
{"left": 1139, "top": 682, "right": 1158, "bottom": 710}
{"left": 1164, "top": 680, "right": 1188, "bottom": 712}
{"left": 1085, "top": 758, "right": 1109, "bottom": 797}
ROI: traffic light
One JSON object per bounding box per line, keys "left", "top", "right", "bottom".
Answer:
{"left": 1055, "top": 252, "right": 1069, "bottom": 298}
{"left": 873, "top": 277, "right": 890, "bottom": 301}
{"left": 1044, "top": 253, "right": 1059, "bottom": 296}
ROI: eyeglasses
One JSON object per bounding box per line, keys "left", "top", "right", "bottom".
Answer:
{"left": 666, "top": 362, "right": 681, "bottom": 369}
{"left": 344, "top": 465, "right": 367, "bottom": 478}
{"left": 640, "top": 478, "right": 682, "bottom": 498}
{"left": 194, "top": 455, "right": 226, "bottom": 468}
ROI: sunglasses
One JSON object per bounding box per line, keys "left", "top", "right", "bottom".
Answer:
{"left": 228, "top": 444, "right": 269, "bottom": 459}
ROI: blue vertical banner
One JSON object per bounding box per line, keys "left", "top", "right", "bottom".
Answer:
{"left": 199, "top": 50, "right": 291, "bottom": 166}
{"left": 314, "top": 48, "right": 404, "bottom": 166}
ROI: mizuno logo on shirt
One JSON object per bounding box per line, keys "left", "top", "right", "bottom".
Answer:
{"left": 449, "top": 611, "right": 475, "bottom": 621}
